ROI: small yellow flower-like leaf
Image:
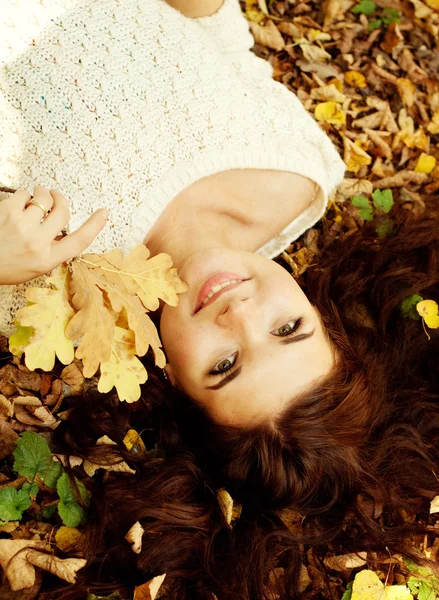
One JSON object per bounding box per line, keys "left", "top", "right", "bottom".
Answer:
{"left": 15, "top": 266, "right": 75, "bottom": 371}
{"left": 315, "top": 101, "right": 346, "bottom": 126}
{"left": 98, "top": 326, "right": 148, "bottom": 402}
{"left": 416, "top": 300, "right": 439, "bottom": 329}
{"left": 344, "top": 70, "right": 367, "bottom": 89}
{"left": 414, "top": 153, "right": 437, "bottom": 174}
{"left": 123, "top": 429, "right": 146, "bottom": 455}
{"left": 424, "top": 0, "right": 439, "bottom": 11}
{"left": 427, "top": 112, "right": 439, "bottom": 135}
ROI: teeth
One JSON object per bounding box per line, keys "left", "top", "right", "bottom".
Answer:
{"left": 201, "top": 279, "right": 241, "bottom": 306}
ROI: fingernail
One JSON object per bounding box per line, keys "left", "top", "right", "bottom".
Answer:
{"left": 100, "top": 208, "right": 109, "bottom": 219}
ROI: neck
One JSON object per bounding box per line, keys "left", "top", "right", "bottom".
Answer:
{"left": 144, "top": 182, "right": 266, "bottom": 271}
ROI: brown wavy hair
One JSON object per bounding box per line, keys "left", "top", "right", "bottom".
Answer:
{"left": 44, "top": 201, "right": 439, "bottom": 600}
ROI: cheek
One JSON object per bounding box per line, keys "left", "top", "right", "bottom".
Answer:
{"left": 160, "top": 312, "right": 202, "bottom": 370}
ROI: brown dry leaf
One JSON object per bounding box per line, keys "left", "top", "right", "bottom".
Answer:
{"left": 324, "top": 551, "right": 367, "bottom": 571}
{"left": 60, "top": 362, "right": 84, "bottom": 395}
{"left": 343, "top": 137, "right": 372, "bottom": 173}
{"left": 248, "top": 20, "right": 285, "bottom": 51}
{"left": 134, "top": 574, "right": 166, "bottom": 600}
{"left": 25, "top": 550, "right": 86, "bottom": 586}
{"left": 83, "top": 435, "right": 136, "bottom": 477}
{"left": 396, "top": 77, "right": 416, "bottom": 107}
{"left": 0, "top": 395, "right": 13, "bottom": 419}
{"left": 125, "top": 521, "right": 145, "bottom": 554}
{"left": 427, "top": 112, "right": 439, "bottom": 134}
{"left": 65, "top": 260, "right": 115, "bottom": 378}
{"left": 364, "top": 129, "right": 393, "bottom": 160}
{"left": 337, "top": 178, "right": 374, "bottom": 198}
{"left": 373, "top": 170, "right": 429, "bottom": 188}
{"left": 14, "top": 404, "right": 59, "bottom": 430}
{"left": 310, "top": 83, "right": 346, "bottom": 102}
{"left": 55, "top": 527, "right": 84, "bottom": 553}
{"left": 0, "top": 421, "right": 19, "bottom": 461}
{"left": 0, "top": 539, "right": 45, "bottom": 590}
{"left": 217, "top": 488, "right": 242, "bottom": 527}
{"left": 299, "top": 564, "right": 312, "bottom": 593}
{"left": 14, "top": 266, "right": 75, "bottom": 372}
{"left": 352, "top": 111, "right": 384, "bottom": 130}
{"left": 380, "top": 23, "right": 404, "bottom": 54}
{"left": 430, "top": 496, "right": 439, "bottom": 514}
{"left": 298, "top": 39, "right": 332, "bottom": 62}
{"left": 296, "top": 59, "right": 341, "bottom": 79}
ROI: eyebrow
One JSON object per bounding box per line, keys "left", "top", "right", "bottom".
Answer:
{"left": 204, "top": 328, "right": 316, "bottom": 391}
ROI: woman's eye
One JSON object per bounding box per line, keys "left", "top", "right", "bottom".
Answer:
{"left": 272, "top": 317, "right": 303, "bottom": 337}
{"left": 210, "top": 352, "right": 237, "bottom": 376}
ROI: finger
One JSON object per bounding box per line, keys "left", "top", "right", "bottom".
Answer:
{"left": 3, "top": 188, "right": 31, "bottom": 210}
{"left": 24, "top": 186, "right": 54, "bottom": 220}
{"left": 41, "top": 189, "right": 71, "bottom": 236}
{"left": 52, "top": 209, "right": 108, "bottom": 263}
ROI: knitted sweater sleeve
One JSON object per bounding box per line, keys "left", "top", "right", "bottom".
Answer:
{"left": 192, "top": 0, "right": 274, "bottom": 79}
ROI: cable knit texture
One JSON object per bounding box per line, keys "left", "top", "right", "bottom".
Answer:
{"left": 0, "top": 0, "right": 346, "bottom": 335}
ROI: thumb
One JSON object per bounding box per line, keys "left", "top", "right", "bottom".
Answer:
{"left": 54, "top": 208, "right": 109, "bottom": 262}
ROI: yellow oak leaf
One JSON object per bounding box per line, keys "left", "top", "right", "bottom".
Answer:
{"left": 65, "top": 260, "right": 115, "bottom": 378}
{"left": 315, "top": 101, "right": 346, "bottom": 126}
{"left": 416, "top": 300, "right": 439, "bottom": 329}
{"left": 414, "top": 153, "right": 437, "bottom": 174}
{"left": 344, "top": 71, "right": 367, "bottom": 89}
{"left": 84, "top": 245, "right": 188, "bottom": 312}
{"left": 217, "top": 488, "right": 242, "bottom": 527}
{"left": 84, "top": 263, "right": 165, "bottom": 366}
{"left": 14, "top": 266, "right": 74, "bottom": 371}
{"left": 352, "top": 570, "right": 413, "bottom": 600}
{"left": 98, "top": 326, "right": 148, "bottom": 402}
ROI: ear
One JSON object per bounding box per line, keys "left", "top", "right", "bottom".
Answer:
{"left": 164, "top": 364, "right": 177, "bottom": 387}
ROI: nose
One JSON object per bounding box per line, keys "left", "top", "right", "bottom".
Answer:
{"left": 216, "top": 295, "right": 259, "bottom": 328}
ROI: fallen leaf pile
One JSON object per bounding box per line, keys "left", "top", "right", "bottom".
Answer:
{"left": 1, "top": 0, "right": 439, "bottom": 598}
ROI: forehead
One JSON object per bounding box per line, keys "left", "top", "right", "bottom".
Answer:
{"left": 191, "top": 321, "right": 335, "bottom": 427}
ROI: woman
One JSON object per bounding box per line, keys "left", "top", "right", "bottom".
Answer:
{"left": 0, "top": 0, "right": 344, "bottom": 425}
{"left": 1, "top": 0, "right": 438, "bottom": 597}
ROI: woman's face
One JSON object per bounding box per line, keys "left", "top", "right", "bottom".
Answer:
{"left": 160, "top": 248, "right": 335, "bottom": 427}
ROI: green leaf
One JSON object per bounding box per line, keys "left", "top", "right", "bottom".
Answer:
{"left": 368, "top": 18, "right": 382, "bottom": 30}
{"left": 57, "top": 473, "right": 90, "bottom": 527}
{"left": 376, "top": 219, "right": 394, "bottom": 238}
{"left": 341, "top": 581, "right": 353, "bottom": 600}
{"left": 351, "top": 195, "right": 371, "bottom": 209}
{"left": 408, "top": 575, "right": 439, "bottom": 600}
{"left": 87, "top": 593, "right": 123, "bottom": 600}
{"left": 359, "top": 207, "right": 374, "bottom": 221}
{"left": 42, "top": 460, "right": 64, "bottom": 489}
{"left": 9, "top": 323, "right": 35, "bottom": 358}
{"left": 372, "top": 188, "right": 394, "bottom": 213}
{"left": 382, "top": 7, "right": 401, "bottom": 24}
{"left": 352, "top": 0, "right": 376, "bottom": 14}
{"left": 0, "top": 488, "right": 31, "bottom": 521}
{"left": 13, "top": 432, "right": 63, "bottom": 488}
{"left": 400, "top": 294, "right": 424, "bottom": 320}
{"left": 21, "top": 482, "right": 39, "bottom": 496}
{"left": 41, "top": 505, "right": 56, "bottom": 520}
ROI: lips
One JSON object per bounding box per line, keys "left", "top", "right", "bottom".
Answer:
{"left": 194, "top": 272, "right": 248, "bottom": 314}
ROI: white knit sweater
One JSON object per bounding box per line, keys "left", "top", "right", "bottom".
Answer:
{"left": 0, "top": 0, "right": 346, "bottom": 336}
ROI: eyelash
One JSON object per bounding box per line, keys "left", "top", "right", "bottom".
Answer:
{"left": 209, "top": 317, "right": 304, "bottom": 379}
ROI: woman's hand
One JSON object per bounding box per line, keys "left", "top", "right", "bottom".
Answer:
{"left": 0, "top": 186, "right": 108, "bottom": 285}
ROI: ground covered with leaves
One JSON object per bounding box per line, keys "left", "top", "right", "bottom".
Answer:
{"left": 1, "top": 0, "right": 439, "bottom": 597}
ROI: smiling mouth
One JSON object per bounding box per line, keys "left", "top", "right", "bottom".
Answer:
{"left": 194, "top": 274, "right": 250, "bottom": 314}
